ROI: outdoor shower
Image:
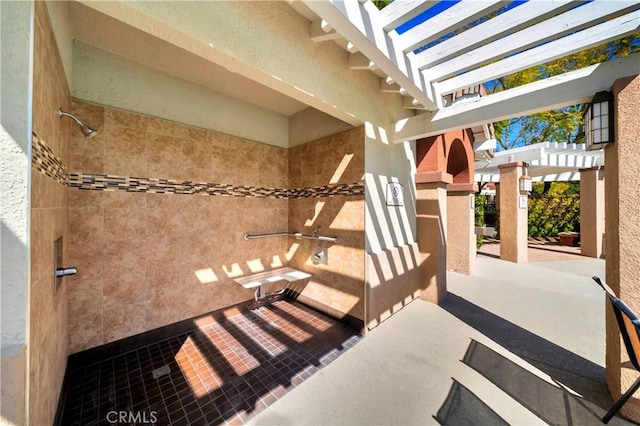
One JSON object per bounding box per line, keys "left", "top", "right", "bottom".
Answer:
{"left": 58, "top": 109, "right": 100, "bottom": 138}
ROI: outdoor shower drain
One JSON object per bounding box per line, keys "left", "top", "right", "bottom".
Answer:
{"left": 152, "top": 365, "right": 171, "bottom": 379}
{"left": 264, "top": 322, "right": 278, "bottom": 330}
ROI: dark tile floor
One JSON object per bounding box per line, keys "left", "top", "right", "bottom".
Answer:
{"left": 55, "top": 301, "right": 361, "bottom": 425}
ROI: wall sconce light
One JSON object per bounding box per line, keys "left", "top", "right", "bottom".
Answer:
{"left": 519, "top": 163, "right": 532, "bottom": 194}
{"left": 584, "top": 91, "right": 614, "bottom": 150}
{"left": 519, "top": 175, "right": 532, "bottom": 194}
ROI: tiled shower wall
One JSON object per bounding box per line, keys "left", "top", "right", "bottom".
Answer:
{"left": 287, "top": 128, "right": 366, "bottom": 328}
{"left": 67, "top": 101, "right": 366, "bottom": 352}
{"left": 30, "top": 3, "right": 71, "bottom": 424}
{"left": 68, "top": 101, "right": 289, "bottom": 353}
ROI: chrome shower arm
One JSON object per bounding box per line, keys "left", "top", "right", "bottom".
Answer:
{"left": 58, "top": 110, "right": 84, "bottom": 126}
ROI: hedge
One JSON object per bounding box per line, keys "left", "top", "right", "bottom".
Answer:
{"left": 528, "top": 194, "right": 580, "bottom": 237}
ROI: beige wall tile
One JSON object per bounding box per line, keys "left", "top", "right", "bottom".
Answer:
{"left": 103, "top": 191, "right": 147, "bottom": 209}
{"left": 286, "top": 127, "right": 365, "bottom": 325}
{"left": 104, "top": 127, "right": 147, "bottom": 176}
{"left": 147, "top": 116, "right": 188, "bottom": 139}
{"left": 103, "top": 273, "right": 144, "bottom": 307}
{"left": 103, "top": 239, "right": 146, "bottom": 283}
{"left": 69, "top": 207, "right": 103, "bottom": 251}
{"left": 103, "top": 206, "right": 147, "bottom": 243}
{"left": 69, "top": 189, "right": 103, "bottom": 209}
{"left": 70, "top": 133, "right": 103, "bottom": 163}
{"left": 211, "top": 170, "right": 238, "bottom": 186}
{"left": 70, "top": 99, "right": 105, "bottom": 128}
{"left": 30, "top": 3, "right": 72, "bottom": 424}
{"left": 105, "top": 108, "right": 147, "bottom": 131}
{"left": 70, "top": 152, "right": 103, "bottom": 173}
{"left": 68, "top": 310, "right": 103, "bottom": 353}
{"left": 66, "top": 106, "right": 364, "bottom": 351}
{"left": 183, "top": 136, "right": 212, "bottom": 170}
{"left": 147, "top": 133, "right": 183, "bottom": 181}
{"left": 103, "top": 302, "right": 146, "bottom": 343}
{"left": 211, "top": 144, "right": 238, "bottom": 175}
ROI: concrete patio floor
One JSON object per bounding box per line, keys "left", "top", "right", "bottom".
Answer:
{"left": 250, "top": 254, "right": 637, "bottom": 425}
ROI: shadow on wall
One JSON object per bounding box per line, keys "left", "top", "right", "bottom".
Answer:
{"left": 285, "top": 128, "right": 366, "bottom": 329}
{"left": 362, "top": 124, "right": 442, "bottom": 330}
{"left": 365, "top": 171, "right": 422, "bottom": 328}
{"left": 285, "top": 224, "right": 365, "bottom": 328}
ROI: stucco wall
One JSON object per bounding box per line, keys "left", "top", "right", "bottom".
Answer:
{"left": 76, "top": 1, "right": 410, "bottom": 138}
{"left": 72, "top": 42, "right": 290, "bottom": 148}
{"left": 0, "top": 1, "right": 33, "bottom": 425}
{"left": 605, "top": 75, "right": 640, "bottom": 420}
{"left": 44, "top": 0, "right": 73, "bottom": 87}
{"left": 363, "top": 123, "right": 422, "bottom": 330}
{"left": 121, "top": 1, "right": 406, "bottom": 126}
{"left": 0, "top": 0, "right": 32, "bottom": 352}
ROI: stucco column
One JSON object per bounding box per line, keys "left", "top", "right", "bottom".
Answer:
{"left": 416, "top": 171, "right": 451, "bottom": 304}
{"left": 580, "top": 166, "right": 605, "bottom": 259}
{"left": 605, "top": 75, "right": 640, "bottom": 421}
{"left": 447, "top": 184, "right": 477, "bottom": 275}
{"left": 498, "top": 162, "right": 528, "bottom": 263}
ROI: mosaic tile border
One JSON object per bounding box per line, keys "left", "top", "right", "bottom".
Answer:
{"left": 68, "top": 172, "right": 364, "bottom": 199}
{"left": 32, "top": 134, "right": 365, "bottom": 199}
{"left": 32, "top": 133, "right": 68, "bottom": 186}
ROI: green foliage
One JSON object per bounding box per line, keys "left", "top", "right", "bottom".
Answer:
{"left": 532, "top": 182, "right": 545, "bottom": 196}
{"left": 528, "top": 194, "right": 580, "bottom": 237}
{"left": 547, "top": 181, "right": 579, "bottom": 196}
{"left": 531, "top": 181, "right": 580, "bottom": 196}
{"left": 490, "top": 33, "right": 640, "bottom": 150}
{"left": 372, "top": 0, "right": 392, "bottom": 10}
{"left": 474, "top": 194, "right": 486, "bottom": 248}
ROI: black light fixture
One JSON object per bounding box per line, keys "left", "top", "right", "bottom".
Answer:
{"left": 584, "top": 91, "right": 614, "bottom": 150}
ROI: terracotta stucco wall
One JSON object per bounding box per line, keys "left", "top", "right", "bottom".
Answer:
{"left": 416, "top": 129, "right": 475, "bottom": 183}
{"left": 29, "top": 2, "right": 71, "bottom": 424}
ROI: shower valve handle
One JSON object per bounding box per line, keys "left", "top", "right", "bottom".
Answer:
{"left": 56, "top": 267, "right": 77, "bottom": 278}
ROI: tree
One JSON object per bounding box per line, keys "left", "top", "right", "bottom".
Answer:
{"left": 372, "top": 0, "right": 391, "bottom": 10}
{"left": 490, "top": 33, "right": 640, "bottom": 150}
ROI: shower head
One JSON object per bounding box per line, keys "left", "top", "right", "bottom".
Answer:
{"left": 58, "top": 109, "right": 100, "bottom": 138}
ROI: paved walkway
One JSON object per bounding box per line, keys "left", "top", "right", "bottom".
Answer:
{"left": 478, "top": 239, "right": 585, "bottom": 262}
{"left": 250, "top": 255, "right": 637, "bottom": 425}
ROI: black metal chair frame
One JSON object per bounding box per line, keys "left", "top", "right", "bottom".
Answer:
{"left": 593, "top": 276, "right": 640, "bottom": 424}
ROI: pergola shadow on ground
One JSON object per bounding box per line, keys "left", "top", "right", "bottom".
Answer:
{"left": 478, "top": 239, "right": 585, "bottom": 262}
{"left": 250, "top": 254, "right": 634, "bottom": 425}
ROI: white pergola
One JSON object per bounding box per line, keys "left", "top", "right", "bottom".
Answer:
{"left": 303, "top": 0, "right": 639, "bottom": 142}
{"left": 474, "top": 142, "right": 604, "bottom": 183}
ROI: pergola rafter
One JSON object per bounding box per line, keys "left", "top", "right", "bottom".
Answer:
{"left": 474, "top": 142, "right": 604, "bottom": 183}
{"left": 303, "top": 0, "right": 640, "bottom": 141}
